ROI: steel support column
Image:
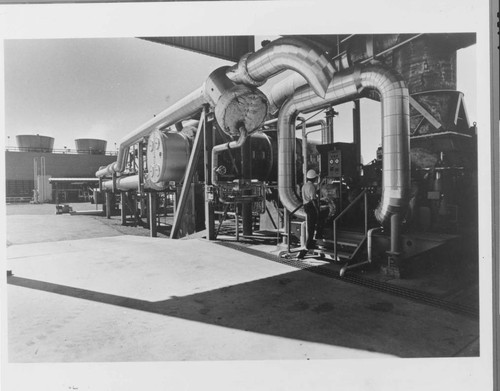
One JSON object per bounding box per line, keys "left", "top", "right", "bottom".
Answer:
{"left": 149, "top": 192, "right": 158, "bottom": 237}
{"left": 120, "top": 192, "right": 127, "bottom": 225}
{"left": 353, "top": 100, "right": 361, "bottom": 170}
{"left": 137, "top": 140, "right": 146, "bottom": 218}
{"left": 105, "top": 192, "right": 112, "bottom": 219}
{"left": 204, "top": 110, "right": 216, "bottom": 240}
{"left": 170, "top": 111, "right": 206, "bottom": 239}
{"left": 241, "top": 134, "right": 253, "bottom": 236}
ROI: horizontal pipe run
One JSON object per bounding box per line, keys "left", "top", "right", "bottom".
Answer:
{"left": 101, "top": 175, "right": 140, "bottom": 192}
{"left": 96, "top": 86, "right": 206, "bottom": 177}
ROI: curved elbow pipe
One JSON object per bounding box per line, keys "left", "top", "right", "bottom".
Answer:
{"left": 278, "top": 65, "right": 410, "bottom": 225}
{"left": 265, "top": 51, "right": 351, "bottom": 115}
{"left": 226, "top": 37, "right": 334, "bottom": 99}
{"left": 212, "top": 128, "right": 248, "bottom": 186}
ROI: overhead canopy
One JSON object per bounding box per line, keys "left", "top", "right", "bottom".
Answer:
{"left": 140, "top": 36, "right": 255, "bottom": 62}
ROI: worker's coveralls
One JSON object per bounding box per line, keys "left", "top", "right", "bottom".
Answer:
{"left": 301, "top": 180, "right": 319, "bottom": 251}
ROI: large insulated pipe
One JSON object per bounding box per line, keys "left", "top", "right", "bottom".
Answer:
{"left": 226, "top": 37, "right": 334, "bottom": 99}
{"left": 96, "top": 67, "right": 267, "bottom": 178}
{"left": 96, "top": 87, "right": 206, "bottom": 177}
{"left": 97, "top": 37, "right": 334, "bottom": 179}
{"left": 101, "top": 175, "right": 140, "bottom": 191}
{"left": 278, "top": 65, "right": 410, "bottom": 225}
{"left": 211, "top": 37, "right": 335, "bottom": 184}
{"left": 265, "top": 51, "right": 351, "bottom": 115}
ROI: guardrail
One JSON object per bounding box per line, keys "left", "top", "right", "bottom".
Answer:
{"left": 5, "top": 146, "right": 118, "bottom": 156}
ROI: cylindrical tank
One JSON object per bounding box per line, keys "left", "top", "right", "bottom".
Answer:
{"left": 146, "top": 129, "right": 191, "bottom": 184}
{"left": 16, "top": 134, "right": 54, "bottom": 152}
{"left": 75, "top": 138, "right": 107, "bottom": 154}
{"left": 215, "top": 132, "right": 274, "bottom": 182}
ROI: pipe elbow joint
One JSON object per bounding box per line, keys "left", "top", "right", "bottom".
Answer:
{"left": 226, "top": 53, "right": 266, "bottom": 87}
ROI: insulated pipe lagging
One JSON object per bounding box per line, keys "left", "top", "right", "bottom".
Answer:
{"left": 278, "top": 65, "right": 410, "bottom": 225}
{"left": 96, "top": 66, "right": 267, "bottom": 178}
{"left": 97, "top": 37, "right": 334, "bottom": 178}
{"left": 265, "top": 51, "right": 351, "bottom": 114}
{"left": 101, "top": 175, "right": 140, "bottom": 192}
{"left": 96, "top": 86, "right": 206, "bottom": 177}
{"left": 226, "top": 37, "right": 335, "bottom": 98}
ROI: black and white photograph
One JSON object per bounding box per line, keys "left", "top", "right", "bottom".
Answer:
{"left": 0, "top": 1, "right": 497, "bottom": 390}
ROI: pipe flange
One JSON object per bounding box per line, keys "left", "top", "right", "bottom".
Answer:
{"left": 229, "top": 53, "right": 266, "bottom": 87}
{"left": 352, "top": 66, "right": 363, "bottom": 94}
{"left": 214, "top": 85, "right": 268, "bottom": 137}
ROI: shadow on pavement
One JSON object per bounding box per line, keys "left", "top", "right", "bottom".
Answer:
{"left": 7, "top": 269, "right": 479, "bottom": 359}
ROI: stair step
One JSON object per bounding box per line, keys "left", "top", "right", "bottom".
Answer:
{"left": 332, "top": 250, "right": 353, "bottom": 260}
{"left": 317, "top": 238, "right": 359, "bottom": 248}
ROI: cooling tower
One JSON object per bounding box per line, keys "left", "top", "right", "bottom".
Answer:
{"left": 15, "top": 135, "right": 55, "bottom": 152}
{"left": 75, "top": 138, "right": 107, "bottom": 154}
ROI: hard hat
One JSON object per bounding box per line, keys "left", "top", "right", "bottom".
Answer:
{"left": 306, "top": 169, "right": 318, "bottom": 180}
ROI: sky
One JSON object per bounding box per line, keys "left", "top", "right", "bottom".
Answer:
{"left": 4, "top": 38, "right": 231, "bottom": 151}
{"left": 3, "top": 37, "right": 477, "bottom": 163}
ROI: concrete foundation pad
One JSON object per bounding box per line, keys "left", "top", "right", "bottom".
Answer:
{"left": 7, "top": 235, "right": 478, "bottom": 362}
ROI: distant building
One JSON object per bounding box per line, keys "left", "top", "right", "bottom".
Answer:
{"left": 5, "top": 135, "right": 117, "bottom": 203}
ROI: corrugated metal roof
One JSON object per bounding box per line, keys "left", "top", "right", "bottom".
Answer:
{"left": 140, "top": 36, "right": 255, "bottom": 62}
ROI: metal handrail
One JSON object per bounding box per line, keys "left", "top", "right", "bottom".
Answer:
{"left": 5, "top": 146, "right": 118, "bottom": 156}
{"left": 287, "top": 203, "right": 303, "bottom": 253}
{"left": 333, "top": 189, "right": 368, "bottom": 261}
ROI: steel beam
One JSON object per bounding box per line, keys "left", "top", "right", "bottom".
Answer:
{"left": 353, "top": 100, "right": 361, "bottom": 170}
{"left": 241, "top": 135, "right": 253, "bottom": 236}
{"left": 204, "top": 110, "right": 216, "bottom": 240}
{"left": 105, "top": 192, "right": 112, "bottom": 219}
{"left": 138, "top": 140, "right": 146, "bottom": 218}
{"left": 170, "top": 111, "right": 206, "bottom": 239}
{"left": 409, "top": 96, "right": 443, "bottom": 131}
{"left": 120, "top": 192, "right": 127, "bottom": 225}
{"left": 149, "top": 192, "right": 158, "bottom": 237}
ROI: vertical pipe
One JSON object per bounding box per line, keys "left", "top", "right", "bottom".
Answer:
{"left": 364, "top": 191, "right": 368, "bottom": 236}
{"left": 149, "top": 192, "right": 157, "bottom": 237}
{"left": 283, "top": 209, "right": 289, "bottom": 246}
{"left": 287, "top": 210, "right": 291, "bottom": 252}
{"left": 325, "top": 108, "right": 335, "bottom": 144}
{"left": 41, "top": 156, "right": 46, "bottom": 202}
{"left": 300, "top": 119, "right": 307, "bottom": 183}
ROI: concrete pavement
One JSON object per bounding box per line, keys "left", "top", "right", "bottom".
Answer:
{"left": 5, "top": 203, "right": 479, "bottom": 362}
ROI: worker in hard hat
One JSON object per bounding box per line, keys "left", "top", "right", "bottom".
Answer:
{"left": 297, "top": 169, "right": 320, "bottom": 259}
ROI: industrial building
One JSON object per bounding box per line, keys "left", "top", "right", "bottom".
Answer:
{"left": 5, "top": 135, "right": 117, "bottom": 203}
